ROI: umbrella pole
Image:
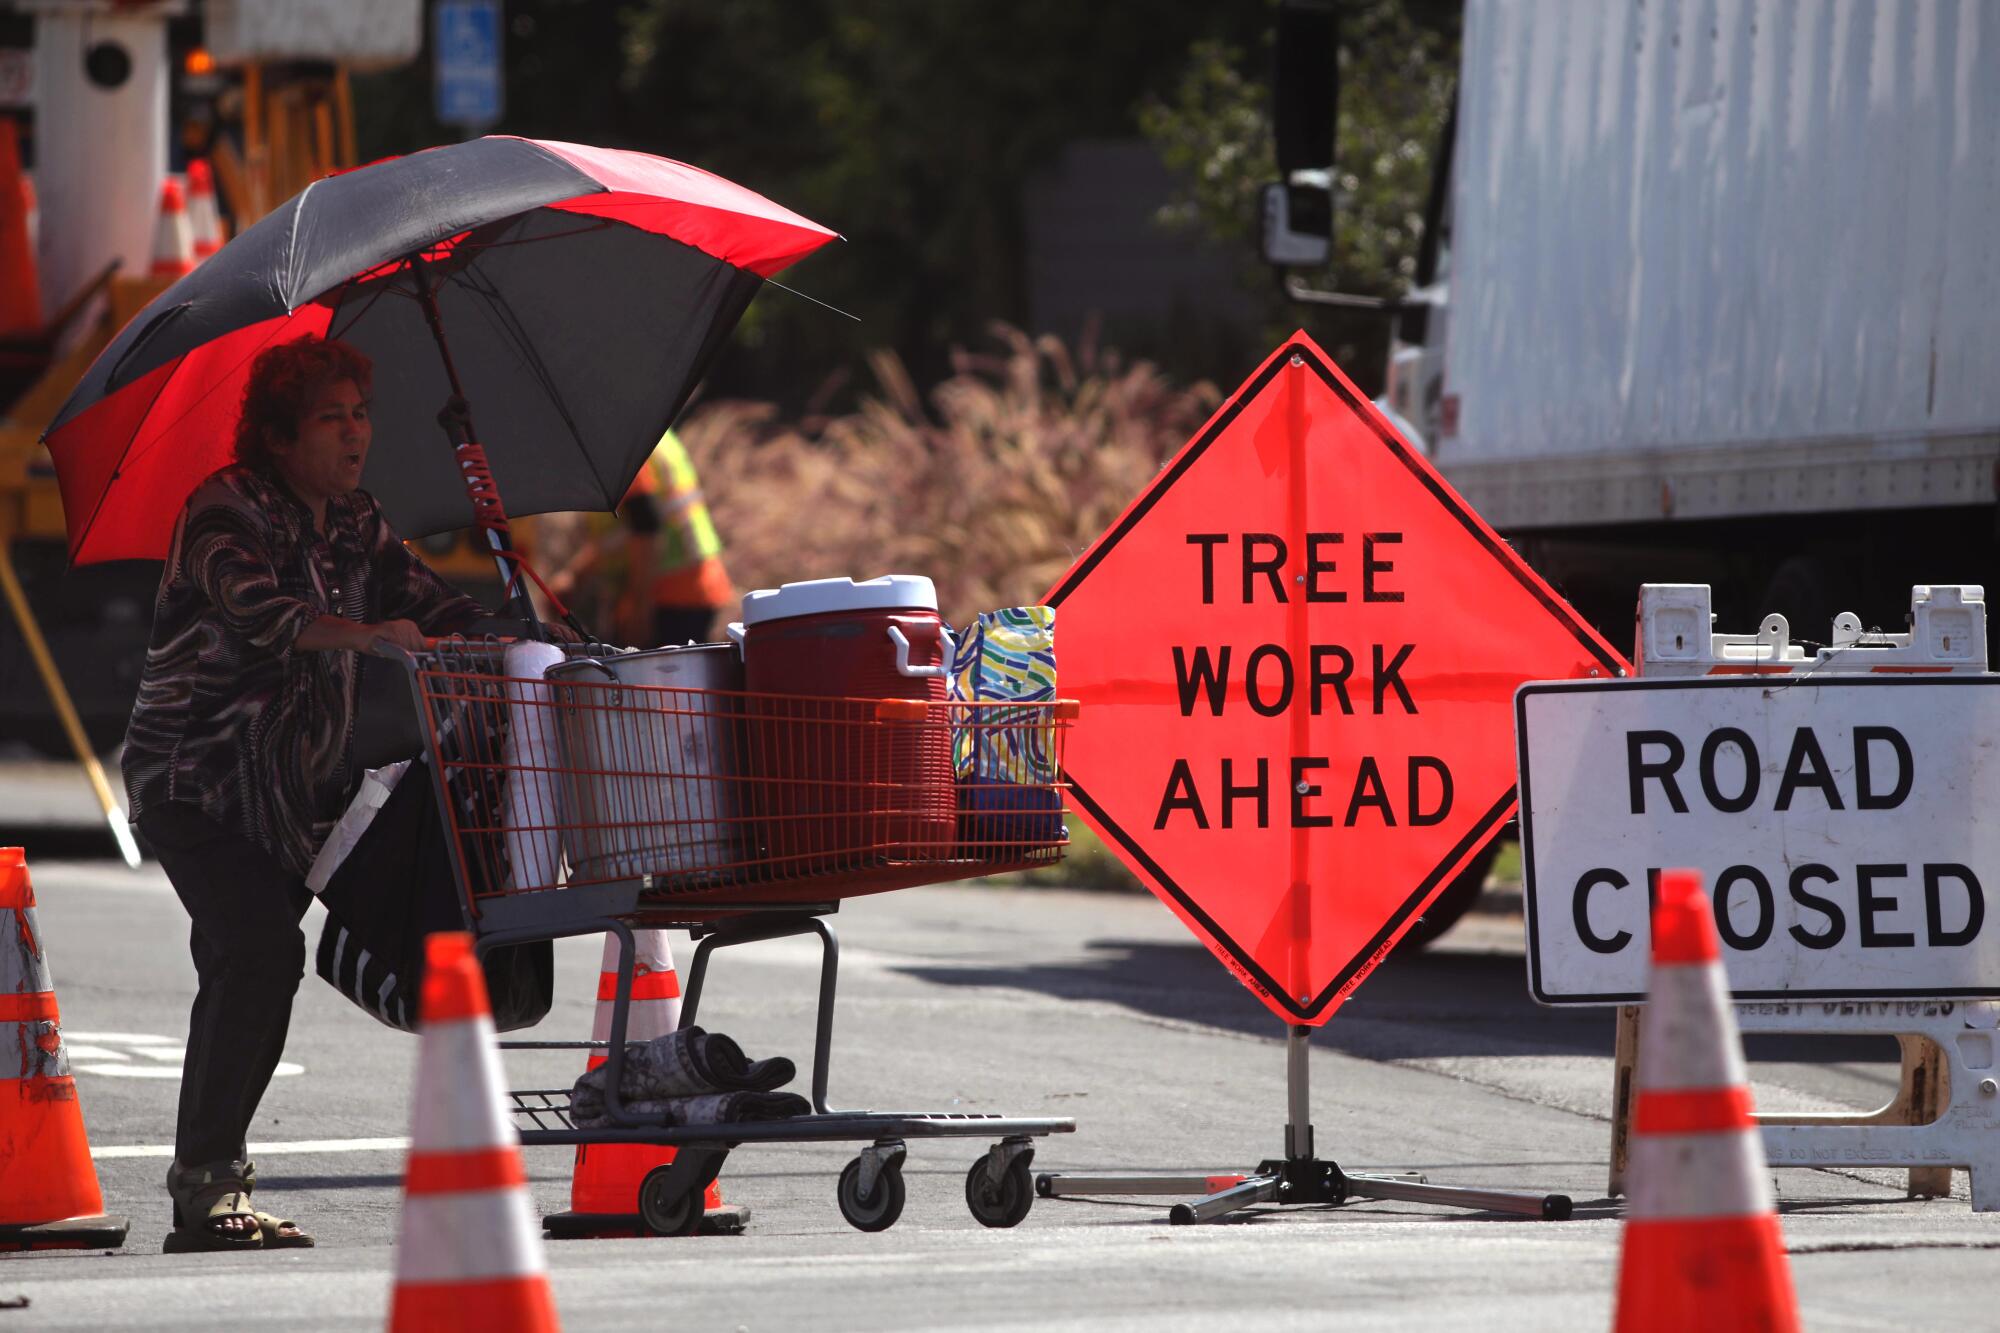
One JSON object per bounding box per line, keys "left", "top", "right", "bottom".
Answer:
{"left": 406, "top": 256, "right": 542, "bottom": 631}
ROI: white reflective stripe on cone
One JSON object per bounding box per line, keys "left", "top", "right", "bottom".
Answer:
{"left": 591, "top": 995, "right": 679, "bottom": 1044}
{"left": 408, "top": 1015, "right": 515, "bottom": 1152}
{"left": 392, "top": 1188, "right": 546, "bottom": 1284}
{"left": 0, "top": 1019, "right": 68, "bottom": 1079}
{"left": 626, "top": 930, "right": 676, "bottom": 978}
{"left": 1635, "top": 963, "right": 1749, "bottom": 1093}
{"left": 1628, "top": 1130, "right": 1775, "bottom": 1220}
{"left": 2, "top": 906, "right": 55, "bottom": 991}
{"left": 589, "top": 929, "right": 681, "bottom": 1042}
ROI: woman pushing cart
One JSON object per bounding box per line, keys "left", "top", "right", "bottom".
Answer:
{"left": 48, "top": 137, "right": 1080, "bottom": 1242}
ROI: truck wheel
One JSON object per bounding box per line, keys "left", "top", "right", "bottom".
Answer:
{"left": 1396, "top": 840, "right": 1502, "bottom": 952}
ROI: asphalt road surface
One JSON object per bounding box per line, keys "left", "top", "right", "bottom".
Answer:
{"left": 7, "top": 853, "right": 1998, "bottom": 1330}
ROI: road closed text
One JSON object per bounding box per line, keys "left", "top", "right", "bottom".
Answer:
{"left": 1568, "top": 724, "right": 1984, "bottom": 956}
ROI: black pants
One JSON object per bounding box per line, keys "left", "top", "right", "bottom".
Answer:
{"left": 139, "top": 803, "right": 311, "bottom": 1174}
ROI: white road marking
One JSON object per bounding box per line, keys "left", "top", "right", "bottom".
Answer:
{"left": 93, "top": 1136, "right": 409, "bottom": 1160}
{"left": 62, "top": 1031, "right": 302, "bottom": 1079}
{"left": 75, "top": 1061, "right": 306, "bottom": 1079}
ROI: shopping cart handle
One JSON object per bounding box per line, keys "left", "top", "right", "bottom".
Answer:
{"left": 887, "top": 623, "right": 955, "bottom": 678}
{"left": 369, "top": 634, "right": 516, "bottom": 665}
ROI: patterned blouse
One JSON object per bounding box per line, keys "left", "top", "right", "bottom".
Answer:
{"left": 123, "top": 465, "right": 486, "bottom": 877}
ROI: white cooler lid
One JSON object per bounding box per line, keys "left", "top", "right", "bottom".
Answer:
{"left": 740, "top": 575, "right": 939, "bottom": 626}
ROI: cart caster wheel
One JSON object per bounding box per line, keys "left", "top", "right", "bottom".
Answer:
{"left": 967, "top": 1152, "right": 1035, "bottom": 1228}
{"left": 1035, "top": 1173, "right": 1054, "bottom": 1198}
{"left": 638, "top": 1166, "right": 704, "bottom": 1237}
{"left": 838, "top": 1154, "right": 906, "bottom": 1232}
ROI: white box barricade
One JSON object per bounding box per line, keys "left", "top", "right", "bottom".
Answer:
{"left": 1525, "top": 584, "right": 1999, "bottom": 1207}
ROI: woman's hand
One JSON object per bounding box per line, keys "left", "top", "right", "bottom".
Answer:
{"left": 363, "top": 619, "right": 427, "bottom": 655}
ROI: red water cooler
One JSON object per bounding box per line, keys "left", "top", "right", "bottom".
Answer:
{"left": 733, "top": 576, "right": 956, "bottom": 872}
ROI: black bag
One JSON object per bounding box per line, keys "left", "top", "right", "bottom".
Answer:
{"left": 352, "top": 654, "right": 425, "bottom": 771}
{"left": 350, "top": 617, "right": 550, "bottom": 772}
{"left": 313, "top": 760, "right": 553, "bottom": 1032}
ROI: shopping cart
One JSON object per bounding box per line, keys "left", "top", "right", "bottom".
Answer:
{"left": 392, "top": 638, "right": 1079, "bottom": 1234}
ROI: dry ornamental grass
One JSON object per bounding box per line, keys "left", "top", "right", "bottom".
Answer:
{"left": 678, "top": 323, "right": 1221, "bottom": 629}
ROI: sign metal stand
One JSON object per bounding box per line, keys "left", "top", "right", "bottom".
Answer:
{"left": 1038, "top": 1025, "right": 1572, "bottom": 1222}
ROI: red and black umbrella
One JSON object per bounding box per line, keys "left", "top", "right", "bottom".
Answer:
{"left": 44, "top": 136, "right": 838, "bottom": 570}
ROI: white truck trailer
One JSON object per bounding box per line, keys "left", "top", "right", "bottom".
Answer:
{"left": 1373, "top": 0, "right": 2000, "bottom": 641}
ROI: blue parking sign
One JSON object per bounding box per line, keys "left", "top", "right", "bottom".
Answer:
{"left": 435, "top": 0, "right": 504, "bottom": 127}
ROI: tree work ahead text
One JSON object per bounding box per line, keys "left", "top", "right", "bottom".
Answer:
{"left": 1153, "top": 531, "right": 1453, "bottom": 832}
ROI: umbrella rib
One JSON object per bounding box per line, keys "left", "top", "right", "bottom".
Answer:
{"left": 760, "top": 276, "right": 857, "bottom": 321}
{"left": 282, "top": 181, "right": 318, "bottom": 311}
{"left": 443, "top": 263, "right": 610, "bottom": 502}
{"left": 66, "top": 356, "right": 179, "bottom": 563}
{"left": 324, "top": 269, "right": 407, "bottom": 343}
{"left": 452, "top": 218, "right": 614, "bottom": 251}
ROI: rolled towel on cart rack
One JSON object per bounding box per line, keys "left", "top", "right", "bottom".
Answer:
{"left": 570, "top": 1088, "right": 812, "bottom": 1131}
{"left": 564, "top": 1024, "right": 796, "bottom": 1120}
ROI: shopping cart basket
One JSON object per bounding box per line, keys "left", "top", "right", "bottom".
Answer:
{"left": 393, "top": 638, "right": 1079, "bottom": 1233}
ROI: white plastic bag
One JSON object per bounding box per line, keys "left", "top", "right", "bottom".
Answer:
{"left": 305, "top": 759, "right": 411, "bottom": 894}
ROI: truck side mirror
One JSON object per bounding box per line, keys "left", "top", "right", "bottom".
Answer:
{"left": 1260, "top": 181, "right": 1331, "bottom": 268}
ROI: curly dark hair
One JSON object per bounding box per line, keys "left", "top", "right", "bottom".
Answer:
{"left": 233, "top": 334, "right": 374, "bottom": 471}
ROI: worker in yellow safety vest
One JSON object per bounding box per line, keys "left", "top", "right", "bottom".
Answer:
{"left": 548, "top": 429, "right": 733, "bottom": 645}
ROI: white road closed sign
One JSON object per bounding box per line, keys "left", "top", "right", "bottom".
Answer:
{"left": 1516, "top": 677, "right": 2000, "bottom": 1004}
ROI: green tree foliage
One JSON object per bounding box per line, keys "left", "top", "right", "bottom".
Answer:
{"left": 1137, "top": 2, "right": 1458, "bottom": 381}
{"left": 352, "top": 2, "right": 1453, "bottom": 402}
{"left": 359, "top": 2, "right": 1265, "bottom": 401}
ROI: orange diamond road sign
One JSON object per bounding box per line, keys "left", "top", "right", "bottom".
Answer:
{"left": 1046, "top": 334, "right": 1625, "bottom": 1026}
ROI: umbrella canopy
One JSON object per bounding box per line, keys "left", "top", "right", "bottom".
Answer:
{"left": 45, "top": 136, "right": 838, "bottom": 565}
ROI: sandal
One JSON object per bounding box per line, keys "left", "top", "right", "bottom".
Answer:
{"left": 239, "top": 1159, "right": 315, "bottom": 1248}
{"left": 163, "top": 1180, "right": 263, "bottom": 1253}
{"left": 251, "top": 1210, "right": 315, "bottom": 1249}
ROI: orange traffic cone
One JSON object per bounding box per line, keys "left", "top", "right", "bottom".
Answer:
{"left": 186, "top": 158, "right": 225, "bottom": 260}
{"left": 0, "top": 120, "right": 39, "bottom": 334}
{"left": 1614, "top": 870, "right": 1800, "bottom": 1333}
{"left": 149, "top": 177, "right": 195, "bottom": 279}
{"left": 390, "top": 933, "right": 558, "bottom": 1332}
{"left": 541, "top": 930, "right": 742, "bottom": 1238}
{"left": 0, "top": 848, "right": 128, "bottom": 1250}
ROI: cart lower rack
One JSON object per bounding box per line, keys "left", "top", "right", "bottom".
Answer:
{"left": 397, "top": 640, "right": 1079, "bottom": 1232}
